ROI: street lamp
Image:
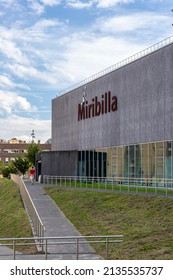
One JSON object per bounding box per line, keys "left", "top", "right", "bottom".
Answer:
{"left": 31, "top": 129, "right": 35, "bottom": 143}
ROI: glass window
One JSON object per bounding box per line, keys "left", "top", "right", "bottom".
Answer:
{"left": 117, "top": 147, "right": 123, "bottom": 177}
{"left": 112, "top": 147, "right": 118, "bottom": 177}
{"left": 77, "top": 140, "right": 173, "bottom": 181}
{"left": 141, "top": 143, "right": 149, "bottom": 178}
{"left": 165, "top": 141, "right": 172, "bottom": 179}
{"left": 155, "top": 142, "right": 164, "bottom": 178}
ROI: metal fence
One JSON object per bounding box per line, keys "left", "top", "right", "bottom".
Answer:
{"left": 58, "top": 35, "right": 173, "bottom": 96}
{"left": 43, "top": 175, "right": 173, "bottom": 197}
{"left": 0, "top": 235, "right": 123, "bottom": 260}
{"left": 11, "top": 174, "right": 45, "bottom": 249}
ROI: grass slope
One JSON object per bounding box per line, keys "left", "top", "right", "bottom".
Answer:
{"left": 0, "top": 178, "right": 36, "bottom": 253}
{"left": 45, "top": 187, "right": 173, "bottom": 260}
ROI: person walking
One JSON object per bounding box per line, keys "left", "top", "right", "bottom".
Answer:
{"left": 29, "top": 166, "right": 35, "bottom": 185}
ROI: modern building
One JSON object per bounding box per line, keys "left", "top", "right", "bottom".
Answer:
{"left": 40, "top": 35, "right": 173, "bottom": 185}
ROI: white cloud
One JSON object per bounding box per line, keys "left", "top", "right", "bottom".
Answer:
{"left": 0, "top": 75, "right": 30, "bottom": 90}
{"left": 46, "top": 12, "right": 173, "bottom": 92}
{"left": 0, "top": 37, "right": 30, "bottom": 65}
{"left": 95, "top": 12, "right": 171, "bottom": 33}
{"left": 65, "top": 0, "right": 134, "bottom": 9}
{"left": 0, "top": 91, "right": 36, "bottom": 115}
{"left": 31, "top": 18, "right": 64, "bottom": 31}
{"left": 28, "top": 0, "right": 61, "bottom": 14}
{"left": 0, "top": 0, "right": 21, "bottom": 8}
{"left": 16, "top": 11, "right": 170, "bottom": 91}
{"left": 1, "top": 0, "right": 17, "bottom": 5}
{"left": 40, "top": 0, "right": 61, "bottom": 6}
{"left": 0, "top": 115, "right": 51, "bottom": 143}
{"left": 0, "top": 75, "right": 17, "bottom": 89}
{"left": 5, "top": 63, "right": 57, "bottom": 85}
{"left": 66, "top": 0, "right": 93, "bottom": 9}
{"left": 0, "top": 8, "right": 171, "bottom": 93}
{"left": 16, "top": 96, "right": 36, "bottom": 112}
{"left": 50, "top": 33, "right": 148, "bottom": 90}
{"left": 27, "top": 0, "right": 45, "bottom": 15}
{"left": 94, "top": 0, "right": 134, "bottom": 8}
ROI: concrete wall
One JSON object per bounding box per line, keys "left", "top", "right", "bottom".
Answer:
{"left": 52, "top": 43, "right": 173, "bottom": 151}
{"left": 40, "top": 151, "right": 78, "bottom": 177}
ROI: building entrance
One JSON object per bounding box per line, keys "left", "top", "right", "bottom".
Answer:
{"left": 78, "top": 151, "right": 107, "bottom": 177}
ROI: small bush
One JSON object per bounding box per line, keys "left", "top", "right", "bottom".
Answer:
{"left": 2, "top": 166, "right": 18, "bottom": 178}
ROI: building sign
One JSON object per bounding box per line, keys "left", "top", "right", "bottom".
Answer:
{"left": 78, "top": 91, "right": 117, "bottom": 121}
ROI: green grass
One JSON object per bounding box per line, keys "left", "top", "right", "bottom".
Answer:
{"left": 0, "top": 178, "right": 36, "bottom": 253}
{"left": 45, "top": 187, "right": 173, "bottom": 260}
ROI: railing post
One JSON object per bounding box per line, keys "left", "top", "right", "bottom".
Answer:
{"left": 43, "top": 228, "right": 45, "bottom": 252}
{"left": 106, "top": 237, "right": 109, "bottom": 260}
{"left": 76, "top": 238, "right": 79, "bottom": 260}
{"left": 13, "top": 240, "right": 16, "bottom": 260}
{"left": 166, "top": 179, "right": 168, "bottom": 197}
{"left": 155, "top": 178, "right": 157, "bottom": 196}
{"left": 45, "top": 238, "right": 48, "bottom": 260}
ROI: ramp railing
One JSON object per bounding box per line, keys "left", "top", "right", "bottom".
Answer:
{"left": 43, "top": 175, "right": 173, "bottom": 197}
{"left": 0, "top": 235, "right": 123, "bottom": 260}
{"left": 11, "top": 174, "right": 45, "bottom": 250}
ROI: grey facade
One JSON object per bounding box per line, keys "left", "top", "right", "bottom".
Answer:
{"left": 47, "top": 38, "right": 173, "bottom": 181}
{"left": 52, "top": 43, "right": 173, "bottom": 152}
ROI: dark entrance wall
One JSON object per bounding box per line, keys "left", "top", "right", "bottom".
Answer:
{"left": 37, "top": 151, "right": 78, "bottom": 179}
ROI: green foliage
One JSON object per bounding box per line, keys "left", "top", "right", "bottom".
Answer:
{"left": 12, "top": 157, "right": 30, "bottom": 175}
{"left": 26, "top": 144, "right": 40, "bottom": 166}
{"left": 2, "top": 162, "right": 18, "bottom": 178}
{"left": 2, "top": 167, "right": 11, "bottom": 178}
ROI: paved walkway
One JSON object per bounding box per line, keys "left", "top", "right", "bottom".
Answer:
{"left": 0, "top": 180, "right": 102, "bottom": 260}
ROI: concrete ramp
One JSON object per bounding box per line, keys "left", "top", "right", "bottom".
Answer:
{"left": 23, "top": 180, "right": 102, "bottom": 260}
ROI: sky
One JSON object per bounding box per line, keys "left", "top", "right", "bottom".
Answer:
{"left": 0, "top": 0, "right": 173, "bottom": 143}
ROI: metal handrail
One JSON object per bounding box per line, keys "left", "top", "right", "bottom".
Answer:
{"left": 0, "top": 235, "right": 123, "bottom": 260}
{"left": 57, "top": 35, "right": 173, "bottom": 96}
{"left": 10, "top": 174, "right": 45, "bottom": 248}
{"left": 43, "top": 175, "right": 173, "bottom": 197}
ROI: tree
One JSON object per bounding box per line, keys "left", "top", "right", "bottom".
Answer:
{"left": 12, "top": 157, "right": 30, "bottom": 176}
{"left": 1, "top": 161, "right": 18, "bottom": 178}
{"left": 26, "top": 144, "right": 40, "bottom": 166}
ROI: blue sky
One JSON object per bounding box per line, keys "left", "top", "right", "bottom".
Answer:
{"left": 0, "top": 0, "right": 173, "bottom": 143}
